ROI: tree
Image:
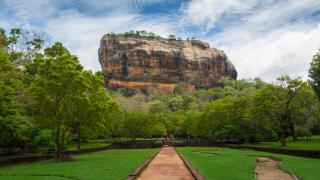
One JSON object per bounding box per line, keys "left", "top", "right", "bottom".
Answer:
{"left": 309, "top": 50, "right": 320, "bottom": 99}
{"left": 149, "top": 100, "right": 168, "bottom": 114}
{"left": 0, "top": 28, "right": 8, "bottom": 49}
{"left": 0, "top": 116, "right": 33, "bottom": 154}
{"left": 138, "top": 30, "right": 147, "bottom": 36}
{"left": 19, "top": 29, "right": 48, "bottom": 61}
{"left": 0, "top": 31, "right": 33, "bottom": 154}
{"left": 173, "top": 82, "right": 193, "bottom": 95}
{"left": 65, "top": 72, "right": 121, "bottom": 150}
{"left": 289, "top": 84, "right": 319, "bottom": 139}
{"left": 8, "top": 28, "right": 21, "bottom": 53}
{"left": 253, "top": 75, "right": 310, "bottom": 146}
{"left": 178, "top": 111, "right": 202, "bottom": 138}
{"left": 123, "top": 110, "right": 152, "bottom": 139}
{"left": 150, "top": 122, "right": 167, "bottom": 137}
{"left": 168, "top": 34, "right": 176, "bottom": 40}
{"left": 84, "top": 71, "right": 123, "bottom": 141}
{"left": 148, "top": 32, "right": 155, "bottom": 38}
{"left": 168, "top": 96, "right": 184, "bottom": 111}
{"left": 201, "top": 96, "right": 250, "bottom": 141}
{"left": 30, "top": 42, "right": 85, "bottom": 159}
{"left": 165, "top": 111, "right": 184, "bottom": 137}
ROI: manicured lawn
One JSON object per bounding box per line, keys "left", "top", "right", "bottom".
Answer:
{"left": 177, "top": 147, "right": 320, "bottom": 180}
{"left": 244, "top": 136, "right": 320, "bottom": 150}
{"left": 0, "top": 148, "right": 158, "bottom": 180}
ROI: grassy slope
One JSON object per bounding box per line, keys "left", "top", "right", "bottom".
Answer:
{"left": 243, "top": 136, "right": 320, "bottom": 150}
{"left": 177, "top": 147, "right": 320, "bottom": 180}
{"left": 0, "top": 148, "right": 157, "bottom": 180}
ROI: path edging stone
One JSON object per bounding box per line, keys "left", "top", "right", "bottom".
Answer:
{"left": 174, "top": 147, "right": 205, "bottom": 180}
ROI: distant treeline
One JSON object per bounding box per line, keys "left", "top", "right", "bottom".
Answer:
{"left": 107, "top": 30, "right": 197, "bottom": 41}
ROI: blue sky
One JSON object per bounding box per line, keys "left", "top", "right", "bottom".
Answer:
{"left": 1, "top": 0, "right": 320, "bottom": 81}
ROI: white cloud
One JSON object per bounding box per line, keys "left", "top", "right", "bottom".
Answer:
{"left": 190, "top": 0, "right": 320, "bottom": 81}
{"left": 80, "top": 0, "right": 169, "bottom": 9}
{"left": 1, "top": 0, "right": 180, "bottom": 72}
{"left": 181, "top": 0, "right": 256, "bottom": 30}
{"left": 44, "top": 11, "right": 136, "bottom": 71}
{"left": 3, "top": 0, "right": 58, "bottom": 21}
{"left": 44, "top": 11, "right": 177, "bottom": 71}
{"left": 2, "top": 0, "right": 320, "bottom": 81}
{"left": 219, "top": 25, "right": 320, "bottom": 81}
{"left": 244, "top": 0, "right": 320, "bottom": 34}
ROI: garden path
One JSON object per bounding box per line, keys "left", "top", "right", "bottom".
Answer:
{"left": 137, "top": 146, "right": 194, "bottom": 180}
{"left": 255, "top": 157, "right": 295, "bottom": 180}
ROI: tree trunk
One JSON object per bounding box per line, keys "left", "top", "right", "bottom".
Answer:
{"left": 55, "top": 123, "right": 61, "bottom": 159}
{"left": 280, "top": 117, "right": 288, "bottom": 146}
{"left": 77, "top": 126, "right": 81, "bottom": 151}
{"left": 280, "top": 122, "right": 288, "bottom": 146}
{"left": 290, "top": 123, "right": 297, "bottom": 140}
{"left": 280, "top": 133, "right": 287, "bottom": 146}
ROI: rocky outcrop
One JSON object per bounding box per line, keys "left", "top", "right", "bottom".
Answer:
{"left": 98, "top": 35, "right": 237, "bottom": 94}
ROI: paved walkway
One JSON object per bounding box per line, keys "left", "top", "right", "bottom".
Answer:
{"left": 137, "top": 146, "right": 194, "bottom": 180}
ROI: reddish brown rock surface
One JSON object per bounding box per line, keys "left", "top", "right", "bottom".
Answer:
{"left": 98, "top": 35, "right": 237, "bottom": 94}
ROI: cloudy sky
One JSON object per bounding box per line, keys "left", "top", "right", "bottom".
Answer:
{"left": 1, "top": 0, "right": 320, "bottom": 81}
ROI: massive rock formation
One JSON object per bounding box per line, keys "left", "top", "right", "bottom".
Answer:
{"left": 98, "top": 34, "right": 237, "bottom": 94}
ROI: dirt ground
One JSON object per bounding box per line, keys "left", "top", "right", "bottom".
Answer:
{"left": 255, "top": 157, "right": 295, "bottom": 180}
{"left": 137, "top": 146, "right": 194, "bottom": 180}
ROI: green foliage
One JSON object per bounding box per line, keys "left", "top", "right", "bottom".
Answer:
{"left": 168, "top": 34, "right": 176, "bottom": 40}
{"left": 309, "top": 50, "right": 320, "bottom": 99}
{"left": 32, "top": 129, "right": 54, "bottom": 151}
{"left": 149, "top": 100, "right": 168, "bottom": 114}
{"left": 200, "top": 96, "right": 251, "bottom": 141}
{"left": 173, "top": 82, "right": 192, "bottom": 95}
{"left": 111, "top": 31, "right": 182, "bottom": 41}
{"left": 178, "top": 111, "right": 202, "bottom": 138}
{"left": 0, "top": 116, "right": 33, "bottom": 154}
{"left": 123, "top": 110, "right": 153, "bottom": 139}
{"left": 168, "top": 96, "right": 184, "bottom": 111}
{"left": 150, "top": 122, "right": 167, "bottom": 137}
{"left": 29, "top": 42, "right": 122, "bottom": 156}
{"left": 252, "top": 76, "right": 318, "bottom": 145}
{"left": 0, "top": 28, "right": 8, "bottom": 49}
{"left": 29, "top": 42, "right": 84, "bottom": 157}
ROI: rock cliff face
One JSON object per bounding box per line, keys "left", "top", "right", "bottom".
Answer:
{"left": 98, "top": 35, "right": 237, "bottom": 94}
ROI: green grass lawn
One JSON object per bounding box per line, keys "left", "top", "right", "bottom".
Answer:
{"left": 177, "top": 147, "right": 320, "bottom": 180}
{"left": 0, "top": 148, "right": 158, "bottom": 180}
{"left": 243, "top": 136, "right": 320, "bottom": 150}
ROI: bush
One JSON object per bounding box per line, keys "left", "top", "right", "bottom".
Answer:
{"left": 32, "top": 129, "right": 54, "bottom": 151}
{"left": 0, "top": 116, "right": 33, "bottom": 154}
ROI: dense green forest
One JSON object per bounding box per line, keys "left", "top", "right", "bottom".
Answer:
{"left": 1, "top": 28, "right": 320, "bottom": 159}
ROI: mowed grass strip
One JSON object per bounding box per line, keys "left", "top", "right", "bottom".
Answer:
{"left": 243, "top": 136, "right": 320, "bottom": 150}
{"left": 0, "top": 148, "right": 158, "bottom": 180}
{"left": 177, "top": 147, "right": 320, "bottom": 180}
